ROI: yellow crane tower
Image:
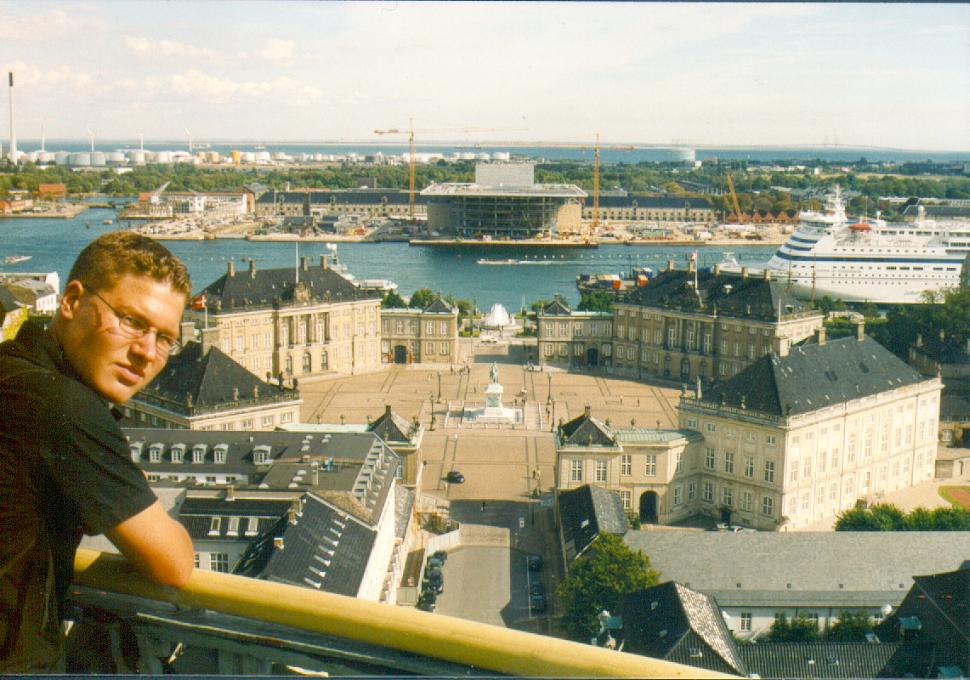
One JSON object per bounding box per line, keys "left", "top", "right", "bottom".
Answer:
{"left": 374, "top": 121, "right": 523, "bottom": 221}
{"left": 725, "top": 173, "right": 745, "bottom": 223}
{"left": 538, "top": 135, "right": 635, "bottom": 236}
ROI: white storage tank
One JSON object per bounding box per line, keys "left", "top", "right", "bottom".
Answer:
{"left": 255, "top": 151, "right": 271, "bottom": 162}
{"left": 54, "top": 151, "right": 70, "bottom": 165}
{"left": 493, "top": 151, "right": 511, "bottom": 161}
{"left": 128, "top": 150, "right": 146, "bottom": 165}
{"left": 475, "top": 153, "right": 490, "bottom": 161}
{"left": 206, "top": 151, "right": 220, "bottom": 163}
{"left": 155, "top": 151, "right": 172, "bottom": 163}
{"left": 459, "top": 152, "right": 475, "bottom": 160}
{"left": 90, "top": 152, "right": 107, "bottom": 166}
{"left": 670, "top": 147, "right": 696, "bottom": 163}
{"left": 23, "top": 151, "right": 38, "bottom": 163}
{"left": 69, "top": 152, "right": 91, "bottom": 167}
{"left": 107, "top": 151, "right": 126, "bottom": 165}
{"left": 37, "top": 151, "right": 55, "bottom": 164}
{"left": 241, "top": 151, "right": 256, "bottom": 163}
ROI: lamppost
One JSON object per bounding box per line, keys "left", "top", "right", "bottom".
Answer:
{"left": 429, "top": 393, "right": 435, "bottom": 431}
{"left": 437, "top": 371, "right": 442, "bottom": 403}
{"left": 546, "top": 373, "right": 552, "bottom": 405}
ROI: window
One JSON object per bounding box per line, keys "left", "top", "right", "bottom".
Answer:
{"left": 724, "top": 452, "right": 735, "bottom": 474}
{"left": 245, "top": 517, "right": 260, "bottom": 537}
{"left": 210, "top": 553, "right": 230, "bottom": 573}
{"left": 721, "top": 487, "right": 733, "bottom": 506}
{"left": 620, "top": 490, "right": 631, "bottom": 509}
{"left": 744, "top": 456, "right": 754, "bottom": 478}
{"left": 595, "top": 460, "right": 607, "bottom": 482}
{"left": 192, "top": 444, "right": 207, "bottom": 464}
{"left": 740, "top": 490, "right": 753, "bottom": 511}
{"left": 214, "top": 444, "right": 228, "bottom": 464}
{"left": 570, "top": 459, "right": 583, "bottom": 482}
{"left": 764, "top": 461, "right": 775, "bottom": 483}
{"left": 675, "top": 452, "right": 683, "bottom": 473}
{"left": 705, "top": 423, "right": 716, "bottom": 433}
{"left": 205, "top": 475, "right": 217, "bottom": 484}
{"left": 171, "top": 445, "right": 184, "bottom": 463}
{"left": 262, "top": 415, "right": 274, "bottom": 428}
{"left": 620, "top": 454, "right": 632, "bottom": 476}
{"left": 740, "top": 613, "right": 752, "bottom": 632}
{"left": 673, "top": 485, "right": 683, "bottom": 506}
{"left": 702, "top": 481, "right": 714, "bottom": 502}
{"left": 645, "top": 455, "right": 657, "bottom": 476}
{"left": 687, "top": 418, "right": 698, "bottom": 429}
{"left": 704, "top": 448, "right": 715, "bottom": 469}
{"left": 762, "top": 496, "right": 774, "bottom": 516}
{"left": 766, "top": 435, "right": 777, "bottom": 446}
{"left": 208, "top": 517, "right": 221, "bottom": 536}
{"left": 687, "top": 481, "right": 696, "bottom": 501}
{"left": 149, "top": 445, "right": 162, "bottom": 463}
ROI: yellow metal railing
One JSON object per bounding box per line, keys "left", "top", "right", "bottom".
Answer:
{"left": 74, "top": 549, "right": 732, "bottom": 678}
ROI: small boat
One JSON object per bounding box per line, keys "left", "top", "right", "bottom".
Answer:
{"left": 103, "top": 219, "right": 113, "bottom": 225}
{"left": 4, "top": 255, "right": 31, "bottom": 264}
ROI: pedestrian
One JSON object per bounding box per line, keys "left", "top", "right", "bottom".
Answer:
{"left": 481, "top": 501, "right": 486, "bottom": 512}
{"left": 0, "top": 232, "right": 196, "bottom": 672}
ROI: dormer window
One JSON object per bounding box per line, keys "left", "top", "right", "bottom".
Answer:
{"left": 208, "top": 517, "right": 221, "bottom": 536}
{"left": 253, "top": 444, "right": 272, "bottom": 465}
{"left": 192, "top": 444, "right": 207, "bottom": 464}
{"left": 129, "top": 442, "right": 144, "bottom": 463}
{"left": 214, "top": 444, "right": 229, "bottom": 465}
{"left": 171, "top": 444, "right": 185, "bottom": 463}
{"left": 149, "top": 444, "right": 164, "bottom": 464}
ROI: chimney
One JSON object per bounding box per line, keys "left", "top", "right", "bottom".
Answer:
{"left": 253, "top": 385, "right": 259, "bottom": 399}
{"left": 287, "top": 506, "right": 298, "bottom": 525}
{"left": 740, "top": 395, "right": 746, "bottom": 409}
{"left": 687, "top": 259, "right": 696, "bottom": 273}
{"left": 778, "top": 337, "right": 790, "bottom": 357}
{"left": 273, "top": 537, "right": 285, "bottom": 550}
{"left": 584, "top": 404, "right": 591, "bottom": 417}
{"left": 225, "top": 485, "right": 235, "bottom": 501}
{"left": 695, "top": 375, "right": 702, "bottom": 400}
{"left": 385, "top": 404, "right": 392, "bottom": 417}
{"left": 666, "top": 259, "right": 675, "bottom": 272}
{"left": 741, "top": 267, "right": 749, "bottom": 280}
{"left": 763, "top": 269, "right": 771, "bottom": 281}
{"left": 320, "top": 255, "right": 329, "bottom": 270}
{"left": 856, "top": 320, "right": 866, "bottom": 341}
{"left": 199, "top": 325, "right": 219, "bottom": 354}
{"left": 815, "top": 326, "right": 826, "bottom": 346}
{"left": 249, "top": 258, "right": 257, "bottom": 278}
{"left": 302, "top": 255, "right": 310, "bottom": 272}
{"left": 232, "top": 386, "right": 239, "bottom": 401}
{"left": 179, "top": 321, "right": 196, "bottom": 346}
{"left": 228, "top": 259, "right": 235, "bottom": 277}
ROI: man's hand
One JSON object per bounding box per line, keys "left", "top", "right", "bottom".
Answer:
{"left": 105, "top": 500, "right": 194, "bottom": 587}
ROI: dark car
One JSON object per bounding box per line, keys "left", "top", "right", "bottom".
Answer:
{"left": 445, "top": 470, "right": 465, "bottom": 484}
{"left": 529, "top": 581, "right": 545, "bottom": 598}
{"left": 529, "top": 592, "right": 547, "bottom": 614}
{"left": 424, "top": 567, "right": 444, "bottom": 594}
{"left": 527, "top": 554, "right": 544, "bottom": 571}
{"left": 417, "top": 592, "right": 436, "bottom": 612}
{"left": 430, "top": 550, "right": 448, "bottom": 563}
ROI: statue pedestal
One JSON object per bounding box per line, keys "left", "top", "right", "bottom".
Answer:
{"left": 483, "top": 382, "right": 505, "bottom": 417}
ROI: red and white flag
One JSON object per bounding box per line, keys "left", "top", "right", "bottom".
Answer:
{"left": 191, "top": 292, "right": 207, "bottom": 311}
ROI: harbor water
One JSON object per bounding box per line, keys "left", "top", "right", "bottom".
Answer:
{"left": 0, "top": 209, "right": 776, "bottom": 311}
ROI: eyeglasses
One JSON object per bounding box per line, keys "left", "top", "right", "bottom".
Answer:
{"left": 86, "top": 288, "right": 181, "bottom": 356}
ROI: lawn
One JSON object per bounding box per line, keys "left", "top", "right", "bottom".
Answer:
{"left": 939, "top": 486, "right": 970, "bottom": 510}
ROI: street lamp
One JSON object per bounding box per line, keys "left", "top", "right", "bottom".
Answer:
{"left": 546, "top": 373, "right": 552, "bottom": 405}
{"left": 429, "top": 393, "right": 435, "bottom": 431}
{"left": 437, "top": 371, "right": 442, "bottom": 403}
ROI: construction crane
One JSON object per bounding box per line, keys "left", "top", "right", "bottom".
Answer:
{"left": 536, "top": 135, "right": 636, "bottom": 236}
{"left": 148, "top": 181, "right": 170, "bottom": 206}
{"left": 374, "top": 121, "right": 524, "bottom": 220}
{"left": 725, "top": 173, "right": 745, "bottom": 223}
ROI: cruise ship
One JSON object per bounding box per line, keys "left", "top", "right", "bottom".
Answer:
{"left": 720, "top": 188, "right": 967, "bottom": 304}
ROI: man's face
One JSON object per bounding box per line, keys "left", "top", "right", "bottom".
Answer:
{"left": 58, "top": 274, "right": 186, "bottom": 404}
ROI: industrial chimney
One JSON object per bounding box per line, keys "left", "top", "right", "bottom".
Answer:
{"left": 7, "top": 72, "right": 17, "bottom": 165}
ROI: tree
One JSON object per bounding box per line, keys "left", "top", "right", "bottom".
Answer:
{"left": 556, "top": 533, "right": 659, "bottom": 640}
{"left": 408, "top": 288, "right": 437, "bottom": 309}
{"left": 826, "top": 612, "right": 873, "bottom": 641}
{"left": 381, "top": 290, "right": 407, "bottom": 308}
{"left": 767, "top": 613, "right": 820, "bottom": 642}
{"left": 836, "top": 504, "right": 970, "bottom": 531}
{"left": 577, "top": 290, "right": 614, "bottom": 313}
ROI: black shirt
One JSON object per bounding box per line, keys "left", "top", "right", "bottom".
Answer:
{"left": 0, "top": 321, "right": 158, "bottom": 670}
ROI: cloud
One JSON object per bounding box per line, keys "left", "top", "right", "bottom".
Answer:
{"left": 119, "top": 69, "right": 322, "bottom": 106}
{"left": 0, "top": 60, "right": 94, "bottom": 91}
{"left": 124, "top": 36, "right": 222, "bottom": 61}
{"left": 254, "top": 38, "right": 295, "bottom": 62}
{"left": 0, "top": 6, "right": 100, "bottom": 40}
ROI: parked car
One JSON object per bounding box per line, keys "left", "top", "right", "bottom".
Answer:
{"left": 417, "top": 592, "right": 436, "bottom": 612}
{"left": 529, "top": 592, "right": 547, "bottom": 614}
{"left": 430, "top": 550, "right": 448, "bottom": 563}
{"left": 427, "top": 554, "right": 446, "bottom": 569}
{"left": 445, "top": 470, "right": 465, "bottom": 484}
{"left": 527, "top": 554, "right": 544, "bottom": 571}
{"left": 529, "top": 581, "right": 545, "bottom": 598}
{"left": 424, "top": 566, "right": 444, "bottom": 594}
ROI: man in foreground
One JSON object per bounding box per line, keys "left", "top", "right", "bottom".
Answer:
{"left": 0, "top": 232, "right": 196, "bottom": 672}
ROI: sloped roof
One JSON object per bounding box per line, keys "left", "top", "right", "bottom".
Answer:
{"left": 178, "top": 496, "right": 291, "bottom": 542}
{"left": 541, "top": 298, "right": 573, "bottom": 316}
{"left": 198, "top": 259, "right": 379, "bottom": 312}
{"left": 911, "top": 567, "right": 970, "bottom": 641}
{"left": 558, "top": 485, "right": 627, "bottom": 562}
{"left": 138, "top": 341, "right": 298, "bottom": 413}
{"left": 0, "top": 287, "right": 20, "bottom": 315}
{"left": 367, "top": 406, "right": 416, "bottom": 445}
{"left": 699, "top": 336, "right": 929, "bottom": 417}
{"left": 738, "top": 642, "right": 902, "bottom": 679}
{"left": 256, "top": 493, "right": 377, "bottom": 597}
{"left": 559, "top": 408, "right": 616, "bottom": 448}
{"left": 619, "top": 582, "right": 746, "bottom": 676}
{"left": 423, "top": 297, "right": 456, "bottom": 314}
{"left": 623, "top": 532, "right": 970, "bottom": 605}
{"left": 623, "top": 269, "right": 814, "bottom": 321}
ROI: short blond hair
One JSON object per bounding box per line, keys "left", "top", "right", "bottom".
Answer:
{"left": 68, "top": 231, "right": 192, "bottom": 298}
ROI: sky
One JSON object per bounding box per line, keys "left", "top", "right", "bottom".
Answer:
{"left": 2, "top": 1, "right": 969, "bottom": 151}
